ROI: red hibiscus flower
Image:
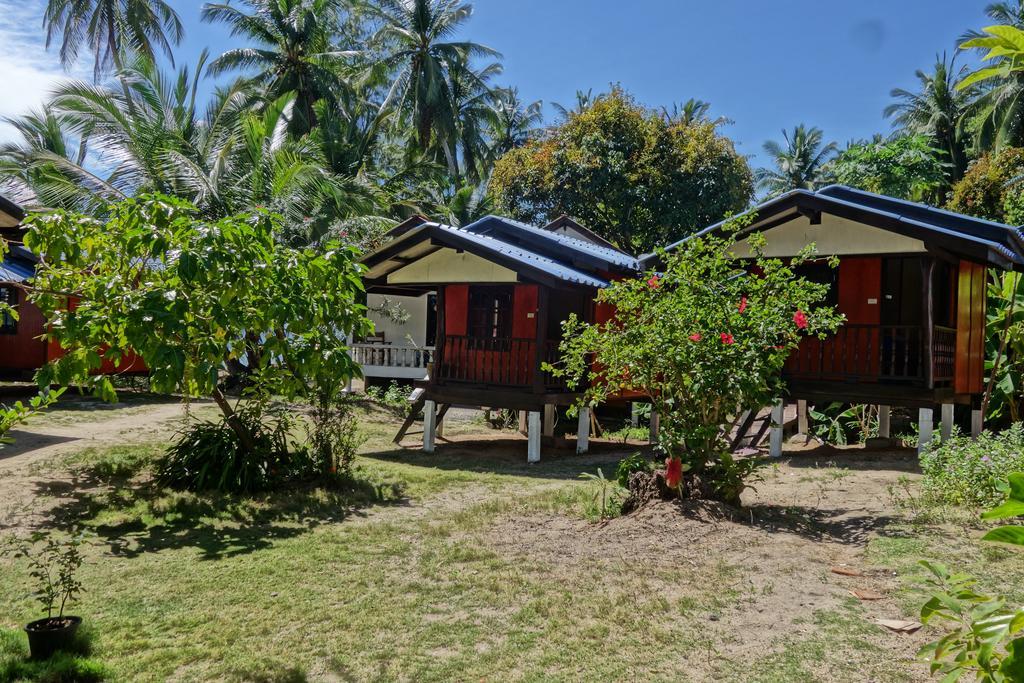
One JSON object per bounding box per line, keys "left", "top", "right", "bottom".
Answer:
{"left": 689, "top": 333, "right": 702, "bottom": 342}
{"left": 793, "top": 310, "right": 808, "bottom": 330}
{"left": 665, "top": 456, "right": 683, "bottom": 490}
{"left": 647, "top": 275, "right": 661, "bottom": 289}
{"left": 738, "top": 296, "right": 748, "bottom": 314}
{"left": 721, "top": 333, "right": 734, "bottom": 345}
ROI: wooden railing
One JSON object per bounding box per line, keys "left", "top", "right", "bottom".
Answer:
{"left": 352, "top": 344, "right": 433, "bottom": 370}
{"left": 785, "top": 323, "right": 957, "bottom": 386}
{"left": 435, "top": 336, "right": 570, "bottom": 391}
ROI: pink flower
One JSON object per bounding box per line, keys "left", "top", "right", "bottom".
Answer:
{"left": 720, "top": 333, "right": 734, "bottom": 345}
{"left": 665, "top": 456, "right": 683, "bottom": 490}
{"left": 647, "top": 276, "right": 661, "bottom": 289}
{"left": 689, "top": 333, "right": 702, "bottom": 342}
{"left": 793, "top": 310, "right": 808, "bottom": 330}
{"left": 738, "top": 296, "right": 748, "bottom": 314}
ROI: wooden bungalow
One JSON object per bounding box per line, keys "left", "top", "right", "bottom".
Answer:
{"left": 645, "top": 184, "right": 1024, "bottom": 453}
{"left": 361, "top": 214, "right": 639, "bottom": 460}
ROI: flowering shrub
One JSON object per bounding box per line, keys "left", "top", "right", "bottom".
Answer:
{"left": 550, "top": 222, "right": 842, "bottom": 505}
{"left": 920, "top": 423, "right": 1024, "bottom": 507}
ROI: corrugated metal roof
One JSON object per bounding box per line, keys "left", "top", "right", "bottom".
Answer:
{"left": 432, "top": 223, "right": 609, "bottom": 287}
{"left": 464, "top": 215, "right": 639, "bottom": 270}
{"left": 0, "top": 257, "right": 34, "bottom": 283}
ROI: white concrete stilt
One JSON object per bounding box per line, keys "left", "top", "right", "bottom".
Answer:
{"left": 543, "top": 404, "right": 556, "bottom": 437}
{"left": 770, "top": 399, "right": 784, "bottom": 458}
{"left": 422, "top": 400, "right": 437, "bottom": 453}
{"left": 941, "top": 403, "right": 954, "bottom": 442}
{"left": 527, "top": 410, "right": 542, "bottom": 463}
{"left": 648, "top": 411, "right": 660, "bottom": 444}
{"left": 878, "top": 405, "right": 891, "bottom": 439}
{"left": 797, "top": 399, "right": 809, "bottom": 435}
{"left": 576, "top": 407, "right": 591, "bottom": 454}
{"left": 918, "top": 407, "right": 934, "bottom": 454}
{"left": 971, "top": 409, "right": 984, "bottom": 438}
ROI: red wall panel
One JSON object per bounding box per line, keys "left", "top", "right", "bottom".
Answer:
{"left": 0, "top": 290, "right": 47, "bottom": 371}
{"left": 511, "top": 284, "right": 538, "bottom": 339}
{"left": 444, "top": 284, "right": 469, "bottom": 337}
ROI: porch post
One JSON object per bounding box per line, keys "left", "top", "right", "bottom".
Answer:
{"left": 576, "top": 407, "right": 591, "bottom": 454}
{"left": 797, "top": 400, "right": 809, "bottom": 435}
{"left": 878, "top": 405, "right": 891, "bottom": 439}
{"left": 941, "top": 403, "right": 954, "bottom": 441}
{"left": 918, "top": 407, "right": 934, "bottom": 454}
{"left": 648, "top": 411, "right": 660, "bottom": 444}
{"left": 517, "top": 410, "right": 528, "bottom": 436}
{"left": 630, "top": 402, "right": 640, "bottom": 428}
{"left": 423, "top": 400, "right": 437, "bottom": 453}
{"left": 922, "top": 257, "right": 935, "bottom": 389}
{"left": 527, "top": 410, "right": 541, "bottom": 463}
{"left": 770, "top": 399, "right": 784, "bottom": 458}
{"left": 543, "top": 404, "right": 556, "bottom": 437}
{"left": 971, "top": 409, "right": 984, "bottom": 437}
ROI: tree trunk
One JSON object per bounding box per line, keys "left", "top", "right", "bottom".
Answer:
{"left": 211, "top": 387, "right": 258, "bottom": 453}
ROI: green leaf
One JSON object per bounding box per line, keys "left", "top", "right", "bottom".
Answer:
{"left": 1001, "top": 638, "right": 1024, "bottom": 679}
{"left": 981, "top": 525, "right": 1024, "bottom": 547}
{"left": 982, "top": 473, "right": 1024, "bottom": 521}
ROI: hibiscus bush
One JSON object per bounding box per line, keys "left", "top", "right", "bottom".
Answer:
{"left": 551, "top": 225, "right": 842, "bottom": 505}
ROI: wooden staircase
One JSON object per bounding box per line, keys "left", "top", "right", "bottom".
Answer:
{"left": 726, "top": 403, "right": 798, "bottom": 453}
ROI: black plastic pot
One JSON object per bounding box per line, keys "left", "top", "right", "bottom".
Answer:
{"left": 25, "top": 616, "right": 82, "bottom": 660}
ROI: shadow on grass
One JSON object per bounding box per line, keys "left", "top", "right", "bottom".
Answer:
{"left": 362, "top": 437, "right": 641, "bottom": 481}
{"left": 744, "top": 502, "right": 906, "bottom": 546}
{"left": 30, "top": 453, "right": 409, "bottom": 561}
{"left": 0, "top": 623, "right": 107, "bottom": 682}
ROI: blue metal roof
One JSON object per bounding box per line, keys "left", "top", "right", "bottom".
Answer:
{"left": 463, "top": 215, "right": 640, "bottom": 270}
{"left": 642, "top": 185, "right": 1024, "bottom": 270}
{"left": 0, "top": 257, "right": 34, "bottom": 283}
{"left": 431, "top": 223, "right": 609, "bottom": 288}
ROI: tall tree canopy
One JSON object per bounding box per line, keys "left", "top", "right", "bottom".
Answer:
{"left": 43, "top": 0, "right": 183, "bottom": 80}
{"left": 824, "top": 135, "right": 947, "bottom": 202}
{"left": 488, "top": 88, "right": 753, "bottom": 254}
{"left": 755, "top": 124, "right": 837, "bottom": 196}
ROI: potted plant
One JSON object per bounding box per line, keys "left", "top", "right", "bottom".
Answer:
{"left": 4, "top": 532, "right": 85, "bottom": 659}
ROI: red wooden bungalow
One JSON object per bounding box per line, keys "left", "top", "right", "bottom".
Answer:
{"left": 361, "top": 214, "right": 638, "bottom": 460}
{"left": 646, "top": 185, "right": 1024, "bottom": 453}
{"left": 0, "top": 194, "right": 146, "bottom": 379}
{"left": 363, "top": 186, "right": 1024, "bottom": 461}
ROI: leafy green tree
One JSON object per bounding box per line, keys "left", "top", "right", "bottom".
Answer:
{"left": 23, "top": 194, "right": 372, "bottom": 451}
{"left": 201, "top": 0, "right": 355, "bottom": 136}
{"left": 755, "top": 124, "right": 837, "bottom": 196}
{"left": 885, "top": 53, "right": 975, "bottom": 185}
{"left": 43, "top": 0, "right": 183, "bottom": 80}
{"left": 960, "top": 24, "right": 1024, "bottom": 151}
{"left": 825, "top": 135, "right": 947, "bottom": 201}
{"left": 371, "top": 0, "right": 499, "bottom": 152}
{"left": 550, "top": 227, "right": 841, "bottom": 505}
{"left": 947, "top": 147, "right": 1024, "bottom": 222}
{"left": 489, "top": 88, "right": 753, "bottom": 253}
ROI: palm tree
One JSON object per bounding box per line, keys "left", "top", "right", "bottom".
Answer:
{"left": 447, "top": 60, "right": 502, "bottom": 183}
{"left": 43, "top": 0, "right": 183, "bottom": 81}
{"left": 487, "top": 87, "right": 542, "bottom": 158}
{"left": 201, "top": 0, "right": 355, "bottom": 136}
{"left": 756, "top": 125, "right": 837, "bottom": 196}
{"left": 885, "top": 53, "right": 974, "bottom": 184}
{"left": 552, "top": 88, "right": 594, "bottom": 120}
{"left": 959, "top": 24, "right": 1024, "bottom": 152}
{"left": 960, "top": 1, "right": 1024, "bottom": 44}
{"left": 371, "top": 0, "right": 500, "bottom": 151}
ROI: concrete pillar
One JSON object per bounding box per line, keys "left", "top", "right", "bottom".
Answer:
{"left": 971, "top": 409, "right": 984, "bottom": 438}
{"left": 576, "top": 407, "right": 591, "bottom": 454}
{"left": 918, "top": 407, "right": 934, "bottom": 454}
{"left": 797, "top": 399, "right": 809, "bottom": 435}
{"left": 527, "top": 410, "right": 541, "bottom": 463}
{"left": 878, "top": 405, "right": 891, "bottom": 439}
{"left": 423, "top": 400, "right": 437, "bottom": 453}
{"left": 543, "top": 404, "right": 556, "bottom": 437}
{"left": 648, "top": 411, "right": 660, "bottom": 444}
{"left": 941, "top": 403, "right": 954, "bottom": 442}
{"left": 770, "top": 399, "right": 784, "bottom": 458}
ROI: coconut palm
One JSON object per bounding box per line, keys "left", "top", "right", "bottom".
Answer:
{"left": 43, "top": 0, "right": 183, "bottom": 81}
{"left": 552, "top": 89, "right": 594, "bottom": 121}
{"left": 959, "top": 24, "right": 1024, "bottom": 152}
{"left": 371, "top": 0, "right": 500, "bottom": 151}
{"left": 756, "top": 125, "right": 837, "bottom": 196}
{"left": 201, "top": 0, "right": 355, "bottom": 136}
{"left": 960, "top": 1, "right": 1024, "bottom": 45}
{"left": 447, "top": 60, "right": 502, "bottom": 183}
{"left": 885, "top": 53, "right": 975, "bottom": 184}
{"left": 487, "top": 87, "right": 542, "bottom": 159}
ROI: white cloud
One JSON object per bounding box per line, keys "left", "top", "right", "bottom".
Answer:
{"left": 0, "top": 0, "right": 87, "bottom": 143}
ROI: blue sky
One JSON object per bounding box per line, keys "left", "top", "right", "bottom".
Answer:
{"left": 0, "top": 0, "right": 996, "bottom": 169}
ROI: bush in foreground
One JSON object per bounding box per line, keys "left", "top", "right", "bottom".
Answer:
{"left": 920, "top": 423, "right": 1024, "bottom": 508}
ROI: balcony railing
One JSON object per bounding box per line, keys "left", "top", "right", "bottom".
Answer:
{"left": 784, "top": 323, "right": 957, "bottom": 386}
{"left": 435, "top": 335, "right": 569, "bottom": 391}
{"left": 352, "top": 343, "right": 433, "bottom": 378}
